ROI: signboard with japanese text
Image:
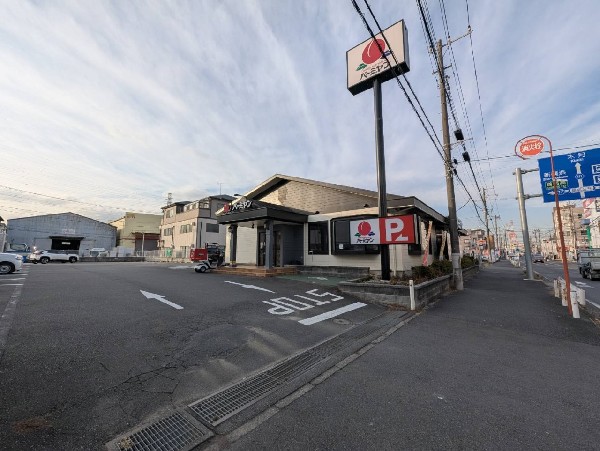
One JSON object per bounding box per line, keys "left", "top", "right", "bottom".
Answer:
{"left": 350, "top": 215, "right": 417, "bottom": 245}
{"left": 346, "top": 20, "right": 410, "bottom": 96}
{"left": 537, "top": 148, "right": 600, "bottom": 202}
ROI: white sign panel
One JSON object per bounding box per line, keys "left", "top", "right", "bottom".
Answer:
{"left": 350, "top": 215, "right": 417, "bottom": 245}
{"left": 346, "top": 19, "right": 410, "bottom": 96}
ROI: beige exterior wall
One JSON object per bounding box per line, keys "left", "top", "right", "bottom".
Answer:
{"left": 225, "top": 226, "right": 257, "bottom": 265}
{"left": 259, "top": 180, "right": 374, "bottom": 214}
{"left": 110, "top": 213, "right": 162, "bottom": 249}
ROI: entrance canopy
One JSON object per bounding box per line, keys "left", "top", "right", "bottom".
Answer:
{"left": 217, "top": 199, "right": 309, "bottom": 226}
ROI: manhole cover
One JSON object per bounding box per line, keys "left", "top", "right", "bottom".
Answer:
{"left": 333, "top": 318, "right": 352, "bottom": 325}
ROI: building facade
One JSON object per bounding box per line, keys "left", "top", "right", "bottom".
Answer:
{"left": 217, "top": 175, "right": 450, "bottom": 274}
{"left": 109, "top": 213, "right": 162, "bottom": 255}
{"left": 552, "top": 202, "right": 588, "bottom": 259}
{"left": 159, "top": 195, "right": 233, "bottom": 258}
{"left": 6, "top": 212, "right": 116, "bottom": 255}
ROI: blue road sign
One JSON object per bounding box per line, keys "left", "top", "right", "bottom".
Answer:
{"left": 538, "top": 147, "right": 600, "bottom": 203}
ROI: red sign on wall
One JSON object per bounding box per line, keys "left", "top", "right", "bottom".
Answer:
{"left": 350, "top": 215, "right": 417, "bottom": 245}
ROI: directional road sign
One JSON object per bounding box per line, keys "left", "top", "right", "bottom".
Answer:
{"left": 538, "top": 147, "right": 600, "bottom": 203}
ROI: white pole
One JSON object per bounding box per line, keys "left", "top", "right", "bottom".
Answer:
{"left": 409, "top": 279, "right": 415, "bottom": 311}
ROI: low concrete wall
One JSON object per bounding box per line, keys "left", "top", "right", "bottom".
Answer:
{"left": 79, "top": 257, "right": 145, "bottom": 262}
{"left": 338, "top": 265, "right": 479, "bottom": 309}
{"left": 296, "top": 265, "right": 370, "bottom": 278}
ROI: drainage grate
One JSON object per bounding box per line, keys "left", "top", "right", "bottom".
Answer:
{"left": 189, "top": 311, "right": 407, "bottom": 427}
{"left": 114, "top": 412, "right": 208, "bottom": 451}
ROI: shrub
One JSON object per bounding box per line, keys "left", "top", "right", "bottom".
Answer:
{"left": 431, "top": 259, "right": 453, "bottom": 274}
{"left": 461, "top": 255, "right": 476, "bottom": 268}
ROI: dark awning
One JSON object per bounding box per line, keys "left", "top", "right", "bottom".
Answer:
{"left": 48, "top": 236, "right": 84, "bottom": 240}
{"left": 218, "top": 199, "right": 309, "bottom": 225}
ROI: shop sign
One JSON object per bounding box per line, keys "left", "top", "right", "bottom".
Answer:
{"left": 350, "top": 215, "right": 416, "bottom": 245}
{"left": 223, "top": 200, "right": 253, "bottom": 213}
{"left": 346, "top": 19, "right": 410, "bottom": 96}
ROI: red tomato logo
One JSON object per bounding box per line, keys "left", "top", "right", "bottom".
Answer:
{"left": 362, "top": 38, "right": 386, "bottom": 64}
{"left": 357, "top": 221, "right": 371, "bottom": 236}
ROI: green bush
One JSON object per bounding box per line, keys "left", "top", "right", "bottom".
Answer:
{"left": 431, "top": 259, "right": 453, "bottom": 274}
{"left": 461, "top": 255, "right": 476, "bottom": 268}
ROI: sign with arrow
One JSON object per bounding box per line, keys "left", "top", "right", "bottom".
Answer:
{"left": 538, "top": 147, "right": 600, "bottom": 202}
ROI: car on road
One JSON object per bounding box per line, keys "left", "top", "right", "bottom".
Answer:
{"left": 29, "top": 250, "right": 79, "bottom": 264}
{"left": 0, "top": 252, "right": 23, "bottom": 274}
{"left": 532, "top": 253, "right": 545, "bottom": 263}
{"left": 577, "top": 249, "right": 600, "bottom": 280}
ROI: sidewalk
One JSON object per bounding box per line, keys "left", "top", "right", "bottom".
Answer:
{"left": 225, "top": 261, "right": 600, "bottom": 450}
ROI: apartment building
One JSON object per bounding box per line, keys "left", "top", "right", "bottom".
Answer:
{"left": 552, "top": 202, "right": 589, "bottom": 259}
{"left": 159, "top": 195, "right": 234, "bottom": 258}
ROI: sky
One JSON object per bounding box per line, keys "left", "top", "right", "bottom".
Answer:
{"left": 1, "top": 0, "right": 599, "bottom": 239}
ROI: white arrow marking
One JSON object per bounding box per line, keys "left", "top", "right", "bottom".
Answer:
{"left": 308, "top": 276, "right": 328, "bottom": 280}
{"left": 140, "top": 290, "right": 183, "bottom": 309}
{"left": 224, "top": 281, "right": 275, "bottom": 293}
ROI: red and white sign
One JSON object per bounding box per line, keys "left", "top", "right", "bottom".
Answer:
{"left": 350, "top": 215, "right": 417, "bottom": 245}
{"left": 515, "top": 135, "right": 546, "bottom": 159}
{"left": 346, "top": 20, "right": 410, "bottom": 96}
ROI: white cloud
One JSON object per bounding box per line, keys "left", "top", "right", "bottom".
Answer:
{"left": 0, "top": 0, "right": 598, "bottom": 234}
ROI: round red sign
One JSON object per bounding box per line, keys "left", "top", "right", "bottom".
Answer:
{"left": 515, "top": 135, "right": 546, "bottom": 159}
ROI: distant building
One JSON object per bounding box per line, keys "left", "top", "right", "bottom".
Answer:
{"left": 159, "top": 195, "right": 234, "bottom": 259}
{"left": 552, "top": 202, "right": 588, "bottom": 259}
{"left": 7, "top": 212, "right": 116, "bottom": 255}
{"left": 109, "top": 213, "right": 162, "bottom": 255}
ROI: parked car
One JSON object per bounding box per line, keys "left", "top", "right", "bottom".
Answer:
{"left": 577, "top": 249, "right": 600, "bottom": 280}
{"left": 29, "top": 250, "right": 79, "bottom": 264}
{"left": 0, "top": 252, "right": 23, "bottom": 274}
{"left": 532, "top": 253, "right": 545, "bottom": 263}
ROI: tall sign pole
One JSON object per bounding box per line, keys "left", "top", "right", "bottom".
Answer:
{"left": 346, "top": 20, "right": 410, "bottom": 281}
{"left": 373, "top": 78, "right": 391, "bottom": 280}
{"left": 516, "top": 135, "right": 572, "bottom": 314}
{"left": 437, "top": 39, "right": 463, "bottom": 290}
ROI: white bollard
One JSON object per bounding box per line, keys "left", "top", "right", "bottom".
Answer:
{"left": 576, "top": 287, "right": 586, "bottom": 306}
{"left": 571, "top": 291, "right": 580, "bottom": 319}
{"left": 409, "top": 279, "right": 415, "bottom": 311}
{"left": 553, "top": 279, "right": 559, "bottom": 298}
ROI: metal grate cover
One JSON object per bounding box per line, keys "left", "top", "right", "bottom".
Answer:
{"left": 189, "top": 311, "right": 408, "bottom": 427}
{"left": 115, "top": 412, "right": 207, "bottom": 451}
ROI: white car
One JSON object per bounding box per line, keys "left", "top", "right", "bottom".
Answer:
{"left": 29, "top": 250, "right": 79, "bottom": 264}
{"left": 0, "top": 252, "right": 23, "bottom": 274}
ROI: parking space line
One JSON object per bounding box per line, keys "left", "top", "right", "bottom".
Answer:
{"left": 0, "top": 285, "right": 23, "bottom": 361}
{"left": 298, "top": 302, "right": 367, "bottom": 325}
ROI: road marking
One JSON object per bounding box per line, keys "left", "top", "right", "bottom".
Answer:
{"left": 0, "top": 284, "right": 24, "bottom": 286}
{"left": 139, "top": 290, "right": 183, "bottom": 310}
{"left": 308, "top": 276, "right": 328, "bottom": 280}
{"left": 225, "top": 281, "right": 275, "bottom": 293}
{"left": 0, "top": 285, "right": 23, "bottom": 361}
{"left": 574, "top": 281, "right": 592, "bottom": 288}
{"left": 0, "top": 278, "right": 26, "bottom": 281}
{"left": 298, "top": 302, "right": 367, "bottom": 325}
{"left": 168, "top": 265, "right": 193, "bottom": 270}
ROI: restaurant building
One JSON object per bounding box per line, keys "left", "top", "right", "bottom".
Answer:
{"left": 217, "top": 175, "right": 450, "bottom": 275}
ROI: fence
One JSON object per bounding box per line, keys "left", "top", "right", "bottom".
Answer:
{"left": 143, "top": 249, "right": 190, "bottom": 262}
{"left": 553, "top": 277, "right": 583, "bottom": 319}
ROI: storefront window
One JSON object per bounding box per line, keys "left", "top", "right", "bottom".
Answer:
{"left": 331, "top": 218, "right": 379, "bottom": 255}
{"left": 308, "top": 222, "right": 329, "bottom": 254}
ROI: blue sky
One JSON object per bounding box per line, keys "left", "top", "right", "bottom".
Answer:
{"left": 1, "top": 0, "right": 599, "bottom": 238}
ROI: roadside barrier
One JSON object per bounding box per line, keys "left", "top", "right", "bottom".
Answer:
{"left": 554, "top": 278, "right": 582, "bottom": 318}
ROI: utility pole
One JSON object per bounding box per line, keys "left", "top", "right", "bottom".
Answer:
{"left": 437, "top": 39, "right": 463, "bottom": 290}
{"left": 483, "top": 188, "right": 491, "bottom": 259}
{"left": 494, "top": 214, "right": 501, "bottom": 254}
{"left": 515, "top": 167, "right": 540, "bottom": 280}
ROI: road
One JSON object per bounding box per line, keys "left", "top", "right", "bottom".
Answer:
{"left": 525, "top": 259, "right": 600, "bottom": 306}
{"left": 0, "top": 262, "right": 391, "bottom": 450}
